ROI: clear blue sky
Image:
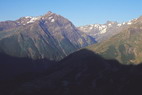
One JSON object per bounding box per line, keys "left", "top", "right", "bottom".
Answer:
{"left": 0, "top": 0, "right": 142, "bottom": 26}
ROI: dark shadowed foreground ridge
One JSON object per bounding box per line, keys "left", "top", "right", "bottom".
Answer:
{"left": 0, "top": 49, "right": 142, "bottom": 95}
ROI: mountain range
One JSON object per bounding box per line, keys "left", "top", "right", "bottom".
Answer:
{"left": 78, "top": 19, "right": 136, "bottom": 42}
{"left": 1, "top": 11, "right": 142, "bottom": 95}
{"left": 87, "top": 16, "right": 142, "bottom": 64}
{"left": 1, "top": 11, "right": 142, "bottom": 64}
{"left": 0, "top": 11, "right": 96, "bottom": 61}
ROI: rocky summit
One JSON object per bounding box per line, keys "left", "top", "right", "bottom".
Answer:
{"left": 0, "top": 11, "right": 96, "bottom": 61}
{"left": 78, "top": 19, "right": 136, "bottom": 42}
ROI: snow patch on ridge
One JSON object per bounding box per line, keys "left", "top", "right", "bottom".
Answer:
{"left": 100, "top": 28, "right": 107, "bottom": 34}
{"left": 25, "top": 16, "right": 32, "bottom": 19}
{"left": 27, "top": 16, "right": 41, "bottom": 24}
{"left": 117, "top": 24, "right": 122, "bottom": 27}
{"left": 48, "top": 16, "right": 53, "bottom": 20}
{"left": 48, "top": 16, "right": 55, "bottom": 22}
{"left": 51, "top": 19, "right": 55, "bottom": 22}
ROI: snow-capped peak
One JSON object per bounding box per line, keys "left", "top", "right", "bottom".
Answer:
{"left": 17, "top": 16, "right": 42, "bottom": 25}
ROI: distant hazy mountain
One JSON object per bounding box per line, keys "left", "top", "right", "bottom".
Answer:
{"left": 78, "top": 19, "right": 137, "bottom": 42}
{"left": 0, "top": 11, "right": 96, "bottom": 60}
{"left": 87, "top": 16, "right": 142, "bottom": 64}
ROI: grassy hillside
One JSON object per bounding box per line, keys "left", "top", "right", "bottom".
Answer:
{"left": 87, "top": 17, "right": 142, "bottom": 64}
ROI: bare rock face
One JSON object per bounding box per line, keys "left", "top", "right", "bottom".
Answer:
{"left": 0, "top": 11, "right": 96, "bottom": 60}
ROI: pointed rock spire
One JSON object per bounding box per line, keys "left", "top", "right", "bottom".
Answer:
{"left": 47, "top": 11, "right": 52, "bottom": 14}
